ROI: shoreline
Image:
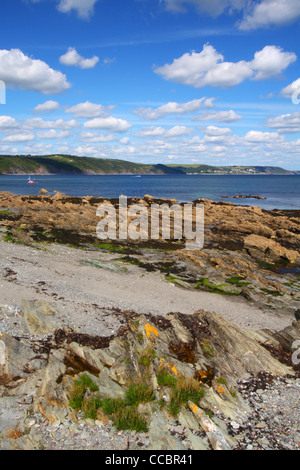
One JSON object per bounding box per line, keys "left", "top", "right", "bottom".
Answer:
{"left": 0, "top": 188, "right": 299, "bottom": 213}
{"left": 0, "top": 239, "right": 294, "bottom": 332}
{"left": 0, "top": 190, "right": 299, "bottom": 451}
{"left": 0, "top": 190, "right": 299, "bottom": 331}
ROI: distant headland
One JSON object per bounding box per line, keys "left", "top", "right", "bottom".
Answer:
{"left": 0, "top": 154, "right": 298, "bottom": 175}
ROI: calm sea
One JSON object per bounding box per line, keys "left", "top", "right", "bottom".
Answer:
{"left": 0, "top": 174, "right": 299, "bottom": 210}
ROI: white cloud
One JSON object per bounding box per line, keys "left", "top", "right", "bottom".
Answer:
{"left": 250, "top": 46, "right": 296, "bottom": 80}
{"left": 194, "top": 110, "right": 242, "bottom": 122}
{"left": 134, "top": 125, "right": 192, "bottom": 138}
{"left": 79, "top": 131, "right": 118, "bottom": 142}
{"left": 0, "top": 49, "right": 70, "bottom": 94}
{"left": 36, "top": 129, "right": 71, "bottom": 139}
{"left": 203, "top": 97, "right": 216, "bottom": 108}
{"left": 65, "top": 101, "right": 115, "bottom": 118}
{"left": 239, "top": 0, "right": 300, "bottom": 31}
{"left": 134, "top": 98, "right": 204, "bottom": 120}
{"left": 34, "top": 100, "right": 60, "bottom": 113}
{"left": 59, "top": 48, "right": 99, "bottom": 69}
{"left": 202, "top": 125, "right": 233, "bottom": 136}
{"left": 56, "top": 0, "right": 99, "bottom": 19}
{"left": 266, "top": 112, "right": 300, "bottom": 133}
{"left": 166, "top": 125, "right": 192, "bottom": 137}
{"left": 24, "top": 117, "right": 79, "bottom": 130}
{"left": 281, "top": 78, "right": 300, "bottom": 98}
{"left": 154, "top": 43, "right": 296, "bottom": 89}
{"left": 0, "top": 116, "right": 19, "bottom": 128}
{"left": 161, "top": 0, "right": 247, "bottom": 17}
{"left": 244, "top": 130, "right": 284, "bottom": 143}
{"left": 161, "top": 0, "right": 300, "bottom": 31}
{"left": 2, "top": 133, "right": 35, "bottom": 142}
{"left": 83, "top": 116, "right": 132, "bottom": 133}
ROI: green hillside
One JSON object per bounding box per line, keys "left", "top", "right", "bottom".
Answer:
{"left": 0, "top": 154, "right": 297, "bottom": 175}
{"left": 166, "top": 164, "right": 297, "bottom": 175}
{"left": 0, "top": 155, "right": 184, "bottom": 175}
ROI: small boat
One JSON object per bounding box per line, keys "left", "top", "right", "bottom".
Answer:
{"left": 28, "top": 176, "right": 36, "bottom": 184}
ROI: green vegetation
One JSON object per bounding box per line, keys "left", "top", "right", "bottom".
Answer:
{"left": 226, "top": 276, "right": 250, "bottom": 286}
{"left": 156, "top": 366, "right": 205, "bottom": 417}
{"left": 201, "top": 340, "right": 215, "bottom": 359}
{"left": 68, "top": 374, "right": 99, "bottom": 415}
{"left": 260, "top": 288, "right": 283, "bottom": 297}
{"left": 138, "top": 347, "right": 156, "bottom": 367}
{"left": 125, "top": 382, "right": 155, "bottom": 406}
{"left": 3, "top": 229, "right": 20, "bottom": 244}
{"left": 156, "top": 367, "right": 178, "bottom": 388}
{"left": 168, "top": 377, "right": 205, "bottom": 417}
{"left": 113, "top": 407, "right": 148, "bottom": 433}
{"left": 166, "top": 163, "right": 297, "bottom": 175}
{"left": 0, "top": 154, "right": 184, "bottom": 175}
{"left": 0, "top": 154, "right": 297, "bottom": 175}
{"left": 195, "top": 277, "right": 240, "bottom": 296}
{"left": 216, "top": 376, "right": 227, "bottom": 385}
{"left": 69, "top": 376, "right": 154, "bottom": 432}
{"left": 0, "top": 209, "right": 13, "bottom": 215}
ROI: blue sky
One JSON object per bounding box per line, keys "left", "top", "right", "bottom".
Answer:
{"left": 0, "top": 0, "right": 300, "bottom": 169}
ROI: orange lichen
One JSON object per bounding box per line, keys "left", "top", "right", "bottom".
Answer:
{"left": 145, "top": 323, "right": 158, "bottom": 340}
{"left": 159, "top": 358, "right": 178, "bottom": 376}
{"left": 216, "top": 385, "right": 226, "bottom": 394}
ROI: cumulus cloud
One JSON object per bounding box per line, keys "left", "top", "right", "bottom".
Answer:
{"left": 83, "top": 116, "right": 132, "bottom": 133}
{"left": 161, "top": 0, "right": 247, "bottom": 17}
{"left": 161, "top": 0, "right": 300, "bottom": 30}
{"left": 202, "top": 125, "right": 233, "bottom": 136}
{"left": 34, "top": 100, "right": 60, "bottom": 113}
{"left": 0, "top": 49, "right": 70, "bottom": 94}
{"left": 59, "top": 47, "right": 99, "bottom": 69}
{"left": 0, "top": 116, "right": 19, "bottom": 128}
{"left": 135, "top": 125, "right": 192, "bottom": 138}
{"left": 244, "top": 130, "right": 284, "bottom": 143}
{"left": 266, "top": 112, "right": 300, "bottom": 133}
{"left": 134, "top": 98, "right": 204, "bottom": 120}
{"left": 56, "top": 0, "right": 99, "bottom": 19}
{"left": 24, "top": 117, "right": 79, "bottom": 130}
{"left": 36, "top": 129, "right": 71, "bottom": 139}
{"left": 154, "top": 43, "right": 296, "bottom": 89}
{"left": 238, "top": 0, "right": 300, "bottom": 31}
{"left": 65, "top": 101, "right": 115, "bottom": 118}
{"left": 79, "top": 131, "right": 118, "bottom": 143}
{"left": 251, "top": 46, "right": 296, "bottom": 80}
{"left": 193, "top": 109, "right": 242, "bottom": 122}
{"left": 2, "top": 133, "right": 35, "bottom": 142}
{"left": 281, "top": 78, "right": 300, "bottom": 98}
{"left": 203, "top": 97, "right": 216, "bottom": 108}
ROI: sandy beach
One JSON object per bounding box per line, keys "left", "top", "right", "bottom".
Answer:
{"left": 0, "top": 238, "right": 294, "bottom": 334}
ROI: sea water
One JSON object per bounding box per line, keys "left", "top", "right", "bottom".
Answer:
{"left": 0, "top": 174, "right": 299, "bottom": 210}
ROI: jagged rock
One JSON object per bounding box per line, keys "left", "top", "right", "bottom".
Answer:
{"left": 0, "top": 334, "right": 36, "bottom": 382}
{"left": 244, "top": 234, "right": 299, "bottom": 264}
{"left": 0, "top": 303, "right": 298, "bottom": 450}
{"left": 188, "top": 401, "right": 232, "bottom": 450}
{"left": 147, "top": 408, "right": 186, "bottom": 450}
{"left": 22, "top": 300, "right": 62, "bottom": 335}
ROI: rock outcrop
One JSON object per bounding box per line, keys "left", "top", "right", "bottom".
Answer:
{"left": 0, "top": 300, "right": 298, "bottom": 450}
{"left": 0, "top": 191, "right": 299, "bottom": 315}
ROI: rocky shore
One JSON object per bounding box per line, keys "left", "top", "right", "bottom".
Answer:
{"left": 0, "top": 191, "right": 299, "bottom": 451}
